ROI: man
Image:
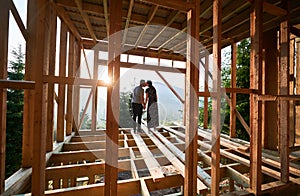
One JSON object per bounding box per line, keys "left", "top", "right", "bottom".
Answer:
{"left": 132, "top": 79, "right": 146, "bottom": 133}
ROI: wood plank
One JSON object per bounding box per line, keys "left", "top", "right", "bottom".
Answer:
{"left": 66, "top": 34, "right": 75, "bottom": 136}
{"left": 144, "top": 127, "right": 208, "bottom": 193}
{"left": 139, "top": 0, "right": 194, "bottom": 12}
{"left": 296, "top": 40, "right": 300, "bottom": 144}
{"left": 230, "top": 43, "right": 237, "bottom": 138}
{"left": 279, "top": 1, "right": 290, "bottom": 183}
{"left": 211, "top": 0, "right": 222, "bottom": 195}
{"left": 249, "top": 0, "right": 263, "bottom": 194}
{"left": 289, "top": 38, "right": 295, "bottom": 147}
{"left": 131, "top": 133, "right": 165, "bottom": 179}
{"left": 122, "top": 0, "right": 134, "bottom": 45}
{"left": 47, "top": 2, "right": 57, "bottom": 152}
{"left": 140, "top": 179, "right": 150, "bottom": 196}
{"left": 0, "top": 80, "right": 35, "bottom": 89}
{"left": 105, "top": 0, "right": 122, "bottom": 195}
{"left": 43, "top": 75, "right": 108, "bottom": 86}
{"left": 57, "top": 21, "right": 68, "bottom": 142}
{"left": 28, "top": 0, "right": 50, "bottom": 194}
{"left": 103, "top": 0, "right": 109, "bottom": 37}
{"left": 0, "top": 0, "right": 9, "bottom": 192}
{"left": 73, "top": 40, "right": 81, "bottom": 134}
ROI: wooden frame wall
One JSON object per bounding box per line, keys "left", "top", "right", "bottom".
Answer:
{"left": 0, "top": 0, "right": 9, "bottom": 193}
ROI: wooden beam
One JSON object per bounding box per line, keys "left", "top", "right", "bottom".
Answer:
{"left": 66, "top": 34, "right": 75, "bottom": 136}
{"left": 134, "top": 5, "right": 159, "bottom": 48}
{"left": 55, "top": 5, "right": 81, "bottom": 41}
{"left": 139, "top": 0, "right": 194, "bottom": 12}
{"left": 44, "top": 75, "right": 108, "bottom": 86}
{"left": 279, "top": 0, "right": 290, "bottom": 183}
{"left": 122, "top": 0, "right": 134, "bottom": 45}
{"left": 103, "top": 0, "right": 109, "bottom": 37}
{"left": 57, "top": 21, "right": 68, "bottom": 142}
{"left": 211, "top": 0, "right": 222, "bottom": 195}
{"left": 157, "top": 27, "right": 187, "bottom": 51}
{"left": 0, "top": 80, "right": 35, "bottom": 89}
{"left": 250, "top": 0, "right": 263, "bottom": 194}
{"left": 8, "top": 0, "right": 27, "bottom": 40}
{"left": 0, "top": 0, "right": 9, "bottom": 192}
{"left": 185, "top": 0, "right": 200, "bottom": 194}
{"left": 263, "top": 2, "right": 287, "bottom": 16}
{"left": 289, "top": 38, "right": 295, "bottom": 147}
{"left": 46, "top": 2, "right": 57, "bottom": 152}
{"left": 75, "top": 0, "right": 97, "bottom": 42}
{"left": 105, "top": 0, "right": 122, "bottom": 195}
{"left": 291, "top": 27, "right": 300, "bottom": 37}
{"left": 131, "top": 133, "right": 165, "bottom": 180}
{"left": 73, "top": 40, "right": 81, "bottom": 134}
{"left": 146, "top": 10, "right": 180, "bottom": 48}
{"left": 155, "top": 71, "right": 184, "bottom": 103}
{"left": 230, "top": 43, "right": 237, "bottom": 138}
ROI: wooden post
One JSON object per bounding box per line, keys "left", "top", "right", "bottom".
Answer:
{"left": 57, "top": 21, "right": 68, "bottom": 142}
{"left": 250, "top": 0, "right": 263, "bottom": 194}
{"left": 73, "top": 40, "right": 81, "bottom": 134}
{"left": 91, "top": 49, "right": 99, "bottom": 132}
{"left": 262, "top": 29, "right": 278, "bottom": 150}
{"left": 105, "top": 0, "right": 122, "bottom": 195}
{"left": 296, "top": 40, "right": 300, "bottom": 144}
{"left": 211, "top": 0, "right": 221, "bottom": 195}
{"left": 66, "top": 34, "right": 75, "bottom": 136}
{"left": 230, "top": 43, "right": 237, "bottom": 138}
{"left": 47, "top": 2, "right": 57, "bottom": 152}
{"left": 289, "top": 38, "right": 295, "bottom": 147}
{"left": 27, "top": 0, "right": 50, "bottom": 194}
{"left": 0, "top": 0, "right": 9, "bottom": 193}
{"left": 185, "top": 0, "right": 200, "bottom": 195}
{"left": 203, "top": 55, "right": 209, "bottom": 129}
{"left": 279, "top": 0, "right": 290, "bottom": 183}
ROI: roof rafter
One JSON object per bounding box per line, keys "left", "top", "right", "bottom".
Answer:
{"left": 122, "top": 0, "right": 134, "bottom": 45}
{"left": 146, "top": 10, "right": 180, "bottom": 49}
{"left": 134, "top": 5, "right": 159, "bottom": 48}
{"left": 75, "top": 0, "right": 97, "bottom": 42}
{"left": 103, "top": 0, "right": 109, "bottom": 37}
{"left": 139, "top": 0, "right": 194, "bottom": 12}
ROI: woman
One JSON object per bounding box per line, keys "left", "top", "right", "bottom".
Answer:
{"left": 145, "top": 80, "right": 159, "bottom": 129}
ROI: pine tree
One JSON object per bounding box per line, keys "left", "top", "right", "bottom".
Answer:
{"left": 6, "top": 45, "right": 25, "bottom": 178}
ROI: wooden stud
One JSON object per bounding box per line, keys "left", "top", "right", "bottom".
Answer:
{"left": 47, "top": 2, "right": 57, "bottom": 152}
{"left": 57, "top": 21, "right": 68, "bottom": 142}
{"left": 27, "top": 0, "right": 51, "bottom": 194}
{"left": 185, "top": 0, "right": 200, "bottom": 194}
{"left": 203, "top": 55, "right": 209, "bottom": 129}
{"left": 249, "top": 0, "right": 263, "bottom": 194}
{"left": 279, "top": 1, "right": 290, "bottom": 183}
{"left": 105, "top": 0, "right": 122, "bottom": 195}
{"left": 0, "top": 0, "right": 9, "bottom": 193}
{"left": 91, "top": 49, "right": 99, "bottom": 132}
{"left": 262, "top": 28, "right": 278, "bottom": 150}
{"left": 66, "top": 34, "right": 75, "bottom": 136}
{"left": 211, "top": 0, "right": 222, "bottom": 195}
{"left": 230, "top": 43, "right": 237, "bottom": 138}
{"left": 296, "top": 40, "right": 300, "bottom": 144}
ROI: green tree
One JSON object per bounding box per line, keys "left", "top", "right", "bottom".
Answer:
{"left": 119, "top": 91, "right": 133, "bottom": 128}
{"left": 222, "top": 39, "right": 250, "bottom": 141}
{"left": 6, "top": 45, "right": 25, "bottom": 178}
{"left": 80, "top": 109, "right": 92, "bottom": 129}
